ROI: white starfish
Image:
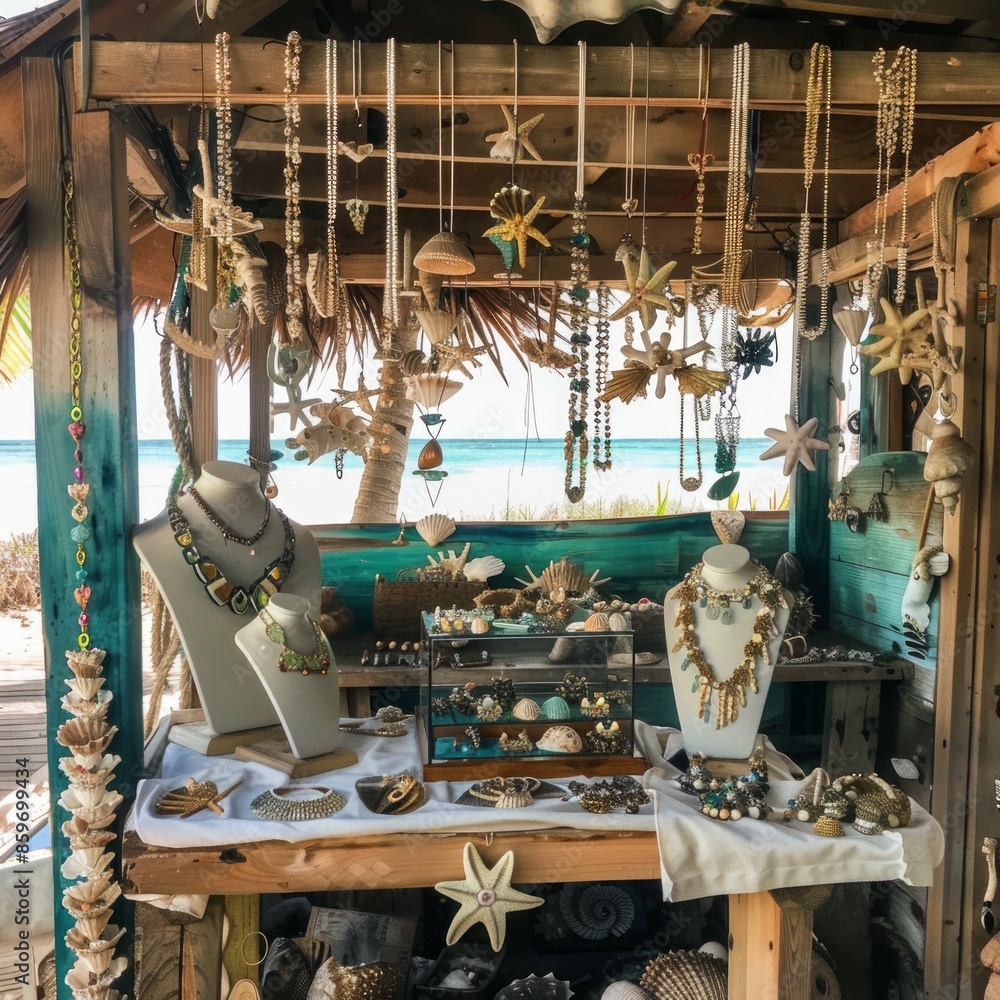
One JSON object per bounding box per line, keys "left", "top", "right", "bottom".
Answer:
{"left": 620, "top": 330, "right": 712, "bottom": 398}
{"left": 435, "top": 842, "right": 544, "bottom": 952}
{"left": 485, "top": 106, "right": 546, "bottom": 162}
{"left": 270, "top": 387, "right": 321, "bottom": 432}
{"left": 759, "top": 415, "right": 831, "bottom": 477}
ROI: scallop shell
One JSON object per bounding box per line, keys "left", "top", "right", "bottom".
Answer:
{"left": 559, "top": 884, "right": 636, "bottom": 940}
{"left": 65, "top": 647, "right": 107, "bottom": 678}
{"left": 541, "top": 696, "right": 571, "bottom": 720}
{"left": 537, "top": 725, "right": 583, "bottom": 753}
{"left": 61, "top": 688, "right": 113, "bottom": 720}
{"left": 513, "top": 698, "right": 542, "bottom": 721}
{"left": 64, "top": 675, "right": 107, "bottom": 701}
{"left": 415, "top": 513, "right": 457, "bottom": 547}
{"left": 65, "top": 925, "right": 126, "bottom": 958}
{"left": 833, "top": 304, "right": 869, "bottom": 346}
{"left": 58, "top": 757, "right": 118, "bottom": 789}
{"left": 640, "top": 951, "right": 727, "bottom": 1000}
{"left": 470, "top": 617, "right": 490, "bottom": 635}
{"left": 416, "top": 307, "right": 460, "bottom": 346}
{"left": 400, "top": 349, "right": 429, "bottom": 375}
{"left": 585, "top": 612, "right": 609, "bottom": 632}
{"left": 65, "top": 955, "right": 127, "bottom": 991}
{"left": 464, "top": 555, "right": 506, "bottom": 582}
{"left": 71, "top": 908, "right": 115, "bottom": 942}
{"left": 406, "top": 371, "right": 465, "bottom": 410}
{"left": 56, "top": 717, "right": 117, "bottom": 757}
{"left": 602, "top": 984, "right": 651, "bottom": 1000}
{"left": 413, "top": 231, "right": 476, "bottom": 276}
{"left": 62, "top": 875, "right": 122, "bottom": 919}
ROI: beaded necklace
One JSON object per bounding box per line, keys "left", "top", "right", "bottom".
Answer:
{"left": 259, "top": 607, "right": 330, "bottom": 675}
{"left": 284, "top": 31, "right": 305, "bottom": 342}
{"left": 672, "top": 560, "right": 786, "bottom": 729}
{"left": 187, "top": 485, "right": 271, "bottom": 552}
{"left": 168, "top": 495, "right": 295, "bottom": 614}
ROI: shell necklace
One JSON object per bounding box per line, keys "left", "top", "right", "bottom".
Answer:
{"left": 259, "top": 607, "right": 330, "bottom": 675}
{"left": 168, "top": 495, "right": 296, "bottom": 614}
{"left": 672, "top": 560, "right": 786, "bottom": 729}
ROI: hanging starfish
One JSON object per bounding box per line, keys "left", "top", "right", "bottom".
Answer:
{"left": 485, "top": 106, "right": 546, "bottom": 162}
{"left": 618, "top": 330, "right": 714, "bottom": 398}
{"left": 482, "top": 186, "right": 551, "bottom": 270}
{"left": 435, "top": 842, "right": 544, "bottom": 952}
{"left": 270, "top": 385, "right": 322, "bottom": 432}
{"left": 330, "top": 374, "right": 383, "bottom": 418}
{"left": 759, "top": 414, "right": 831, "bottom": 477}
{"left": 859, "top": 297, "right": 932, "bottom": 382}
{"left": 434, "top": 338, "right": 490, "bottom": 379}
{"left": 609, "top": 248, "right": 682, "bottom": 331}
{"left": 912, "top": 276, "right": 962, "bottom": 390}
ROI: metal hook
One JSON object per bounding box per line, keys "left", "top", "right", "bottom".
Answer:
{"left": 881, "top": 468, "right": 895, "bottom": 494}
{"left": 261, "top": 38, "right": 283, "bottom": 50}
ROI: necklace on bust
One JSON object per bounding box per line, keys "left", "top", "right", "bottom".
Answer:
{"left": 168, "top": 496, "right": 295, "bottom": 615}
{"left": 258, "top": 607, "right": 330, "bottom": 675}
{"left": 187, "top": 485, "right": 271, "bottom": 553}
{"left": 672, "top": 560, "right": 787, "bottom": 729}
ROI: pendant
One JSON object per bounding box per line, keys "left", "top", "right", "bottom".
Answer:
{"left": 707, "top": 471, "right": 741, "bottom": 501}
{"left": 705, "top": 604, "right": 720, "bottom": 620}
{"left": 721, "top": 607, "right": 736, "bottom": 625}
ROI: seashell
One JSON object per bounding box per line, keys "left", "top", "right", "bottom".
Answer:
{"left": 400, "top": 349, "right": 429, "bottom": 375}
{"left": 464, "top": 555, "right": 506, "bottom": 582}
{"left": 470, "top": 617, "right": 490, "bottom": 635}
{"left": 413, "top": 231, "right": 476, "bottom": 276}
{"left": 263, "top": 938, "right": 314, "bottom": 1000}
{"left": 833, "top": 304, "right": 869, "bottom": 346}
{"left": 416, "top": 306, "right": 461, "bottom": 347}
{"left": 60, "top": 784, "right": 122, "bottom": 812}
{"left": 607, "top": 612, "right": 630, "bottom": 632}
{"left": 490, "top": 184, "right": 536, "bottom": 223}
{"left": 65, "top": 954, "right": 128, "bottom": 992}
{"left": 559, "top": 884, "right": 636, "bottom": 940}
{"left": 305, "top": 251, "right": 338, "bottom": 318}
{"left": 63, "top": 875, "right": 121, "bottom": 919}
{"left": 406, "top": 371, "right": 465, "bottom": 410}
{"left": 307, "top": 958, "right": 402, "bottom": 1000}
{"left": 65, "top": 924, "right": 125, "bottom": 962}
{"left": 536, "top": 725, "right": 583, "bottom": 753}
{"left": 65, "top": 647, "right": 107, "bottom": 678}
{"left": 56, "top": 717, "right": 116, "bottom": 757}
{"left": 71, "top": 908, "right": 115, "bottom": 942}
{"left": 516, "top": 557, "right": 610, "bottom": 597}
{"left": 61, "top": 847, "right": 115, "bottom": 881}
{"left": 496, "top": 786, "right": 534, "bottom": 808}
{"left": 710, "top": 509, "right": 746, "bottom": 545}
{"left": 64, "top": 675, "right": 107, "bottom": 701}
{"left": 495, "top": 973, "right": 573, "bottom": 1000}
{"left": 513, "top": 698, "right": 542, "bottom": 721}
{"left": 585, "top": 612, "right": 609, "bottom": 632}
{"left": 355, "top": 771, "right": 426, "bottom": 815}
{"left": 418, "top": 269, "right": 444, "bottom": 309}
{"left": 61, "top": 687, "right": 113, "bottom": 720}
{"left": 541, "top": 696, "right": 571, "bottom": 720}
{"left": 233, "top": 250, "right": 275, "bottom": 326}
{"left": 602, "top": 984, "right": 651, "bottom": 1000}
{"left": 698, "top": 941, "right": 728, "bottom": 962}
{"left": 640, "top": 950, "right": 728, "bottom": 1000}
{"left": 415, "top": 513, "right": 457, "bottom": 547}
{"left": 924, "top": 419, "right": 976, "bottom": 513}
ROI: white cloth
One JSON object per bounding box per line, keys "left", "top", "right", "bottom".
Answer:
{"left": 130, "top": 720, "right": 655, "bottom": 849}
{"left": 635, "top": 725, "right": 945, "bottom": 901}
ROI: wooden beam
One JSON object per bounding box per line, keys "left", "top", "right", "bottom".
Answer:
{"left": 958, "top": 161, "right": 1000, "bottom": 221}
{"left": 659, "top": 0, "right": 727, "bottom": 45}
{"left": 79, "top": 42, "right": 1000, "bottom": 109}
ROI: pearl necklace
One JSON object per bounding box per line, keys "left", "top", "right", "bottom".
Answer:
{"left": 284, "top": 31, "right": 305, "bottom": 342}
{"left": 383, "top": 38, "right": 400, "bottom": 339}
{"left": 258, "top": 607, "right": 331, "bottom": 675}
{"left": 324, "top": 38, "right": 341, "bottom": 317}
{"left": 795, "top": 44, "right": 832, "bottom": 341}
{"left": 721, "top": 42, "right": 750, "bottom": 351}
{"left": 592, "top": 283, "right": 613, "bottom": 472}
{"left": 672, "top": 560, "right": 786, "bottom": 729}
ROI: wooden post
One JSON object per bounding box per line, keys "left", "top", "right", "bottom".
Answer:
{"left": 23, "top": 58, "right": 142, "bottom": 993}
{"left": 248, "top": 312, "right": 271, "bottom": 491}
{"left": 189, "top": 272, "right": 218, "bottom": 472}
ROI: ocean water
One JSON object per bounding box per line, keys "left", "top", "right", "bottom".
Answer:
{"left": 0, "top": 436, "right": 787, "bottom": 533}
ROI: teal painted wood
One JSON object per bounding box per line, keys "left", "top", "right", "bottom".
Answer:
{"left": 315, "top": 513, "right": 789, "bottom": 629}
{"left": 789, "top": 331, "right": 833, "bottom": 619}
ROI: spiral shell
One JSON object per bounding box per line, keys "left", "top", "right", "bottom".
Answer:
{"left": 536, "top": 725, "right": 583, "bottom": 753}
{"left": 640, "top": 951, "right": 727, "bottom": 1000}
{"left": 400, "top": 349, "right": 429, "bottom": 375}
{"left": 542, "top": 696, "right": 571, "bottom": 720}
{"left": 559, "top": 884, "right": 636, "bottom": 940}
{"left": 513, "top": 698, "right": 542, "bottom": 721}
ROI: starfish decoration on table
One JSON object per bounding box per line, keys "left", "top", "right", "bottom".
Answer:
{"left": 759, "top": 414, "right": 831, "bottom": 477}
{"left": 435, "top": 841, "right": 544, "bottom": 952}
{"left": 330, "top": 374, "right": 383, "bottom": 418}
{"left": 482, "top": 185, "right": 551, "bottom": 270}
{"left": 859, "top": 297, "right": 932, "bottom": 383}
{"left": 609, "top": 248, "right": 683, "bottom": 331}
{"left": 485, "top": 106, "right": 546, "bottom": 162}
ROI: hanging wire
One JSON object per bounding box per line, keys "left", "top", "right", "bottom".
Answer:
{"left": 437, "top": 41, "right": 444, "bottom": 234}
{"left": 511, "top": 40, "right": 519, "bottom": 184}
{"left": 575, "top": 40, "right": 587, "bottom": 198}
{"left": 449, "top": 41, "right": 456, "bottom": 233}
{"left": 641, "top": 42, "right": 651, "bottom": 248}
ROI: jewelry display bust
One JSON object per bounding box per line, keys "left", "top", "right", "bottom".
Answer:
{"left": 664, "top": 544, "right": 793, "bottom": 759}
{"left": 133, "top": 461, "right": 321, "bottom": 735}
{"left": 235, "top": 594, "right": 340, "bottom": 759}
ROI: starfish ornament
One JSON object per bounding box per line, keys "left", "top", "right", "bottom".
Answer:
{"left": 619, "top": 330, "right": 713, "bottom": 398}
{"left": 483, "top": 186, "right": 551, "bottom": 270}
{"left": 859, "top": 297, "right": 932, "bottom": 382}
{"left": 485, "top": 106, "right": 546, "bottom": 162}
{"left": 270, "top": 385, "right": 322, "bottom": 432}
{"left": 609, "top": 248, "right": 683, "bottom": 331}
{"left": 435, "top": 842, "right": 544, "bottom": 952}
{"left": 330, "top": 374, "right": 383, "bottom": 418}
{"left": 759, "top": 415, "right": 831, "bottom": 476}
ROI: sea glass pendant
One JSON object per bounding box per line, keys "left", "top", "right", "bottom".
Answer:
{"left": 418, "top": 438, "right": 443, "bottom": 470}
{"left": 707, "top": 471, "right": 741, "bottom": 501}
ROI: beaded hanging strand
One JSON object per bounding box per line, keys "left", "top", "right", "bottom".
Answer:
{"left": 383, "top": 37, "right": 400, "bottom": 340}
{"left": 283, "top": 31, "right": 305, "bottom": 341}
{"left": 721, "top": 43, "right": 750, "bottom": 355}
{"left": 795, "top": 44, "right": 832, "bottom": 341}
{"left": 689, "top": 44, "right": 712, "bottom": 256}
{"left": 324, "top": 37, "right": 341, "bottom": 317}
{"left": 214, "top": 32, "right": 234, "bottom": 251}
{"left": 592, "top": 283, "right": 613, "bottom": 472}
{"left": 565, "top": 41, "right": 590, "bottom": 503}
{"left": 895, "top": 46, "right": 917, "bottom": 308}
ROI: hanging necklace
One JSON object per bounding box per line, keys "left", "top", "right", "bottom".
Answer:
{"left": 258, "top": 608, "right": 330, "bottom": 675}
{"left": 564, "top": 41, "right": 590, "bottom": 504}
{"left": 383, "top": 37, "right": 400, "bottom": 341}
{"left": 187, "top": 486, "right": 271, "bottom": 552}
{"left": 868, "top": 46, "right": 918, "bottom": 311}
{"left": 721, "top": 43, "right": 750, "bottom": 357}
{"left": 677, "top": 390, "right": 703, "bottom": 492}
{"left": 324, "top": 37, "right": 341, "bottom": 318}
{"left": 688, "top": 44, "right": 713, "bottom": 256}
{"left": 168, "top": 496, "right": 296, "bottom": 614}
{"left": 672, "top": 560, "right": 787, "bottom": 729}
{"left": 345, "top": 40, "right": 369, "bottom": 234}
{"left": 214, "top": 31, "right": 234, "bottom": 251}
{"left": 622, "top": 45, "right": 638, "bottom": 219}
{"left": 592, "top": 283, "right": 613, "bottom": 472}
{"left": 283, "top": 31, "right": 305, "bottom": 342}
{"left": 795, "top": 44, "right": 832, "bottom": 341}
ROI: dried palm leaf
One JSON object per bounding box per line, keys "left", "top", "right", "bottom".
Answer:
{"left": 673, "top": 365, "right": 730, "bottom": 397}
{"left": 600, "top": 362, "right": 653, "bottom": 404}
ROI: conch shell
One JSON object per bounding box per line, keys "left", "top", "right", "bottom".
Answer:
{"left": 924, "top": 418, "right": 976, "bottom": 513}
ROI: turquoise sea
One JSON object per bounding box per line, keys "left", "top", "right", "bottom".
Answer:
{"left": 0, "top": 436, "right": 784, "bottom": 533}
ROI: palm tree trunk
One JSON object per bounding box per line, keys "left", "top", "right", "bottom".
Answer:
{"left": 351, "top": 321, "right": 418, "bottom": 523}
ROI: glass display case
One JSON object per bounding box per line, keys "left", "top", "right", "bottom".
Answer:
{"left": 419, "top": 611, "right": 638, "bottom": 780}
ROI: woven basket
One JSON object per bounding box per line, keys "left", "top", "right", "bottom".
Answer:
{"left": 373, "top": 574, "right": 485, "bottom": 643}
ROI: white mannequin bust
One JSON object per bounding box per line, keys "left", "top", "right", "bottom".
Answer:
{"left": 234, "top": 594, "right": 340, "bottom": 759}
{"left": 133, "top": 460, "right": 322, "bottom": 734}
{"left": 664, "top": 544, "right": 793, "bottom": 759}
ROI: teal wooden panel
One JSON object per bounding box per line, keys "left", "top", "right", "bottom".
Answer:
{"left": 315, "top": 513, "right": 789, "bottom": 630}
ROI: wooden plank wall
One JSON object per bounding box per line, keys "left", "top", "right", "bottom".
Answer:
{"left": 311, "top": 512, "right": 791, "bottom": 630}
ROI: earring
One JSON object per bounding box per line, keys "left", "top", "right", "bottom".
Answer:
{"left": 845, "top": 504, "right": 865, "bottom": 533}
{"left": 867, "top": 468, "right": 894, "bottom": 523}
{"left": 828, "top": 480, "right": 852, "bottom": 522}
